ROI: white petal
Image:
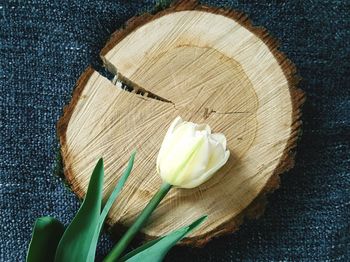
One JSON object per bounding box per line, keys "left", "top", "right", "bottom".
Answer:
{"left": 180, "top": 150, "right": 230, "bottom": 188}
{"left": 175, "top": 134, "right": 210, "bottom": 185}
{"left": 210, "top": 133, "right": 227, "bottom": 149}
{"left": 206, "top": 138, "right": 226, "bottom": 170}
{"left": 159, "top": 123, "right": 198, "bottom": 183}
{"left": 195, "top": 123, "right": 211, "bottom": 134}
{"left": 156, "top": 116, "right": 183, "bottom": 171}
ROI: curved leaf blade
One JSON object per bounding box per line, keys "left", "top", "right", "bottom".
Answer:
{"left": 26, "top": 216, "right": 64, "bottom": 262}
{"left": 120, "top": 215, "right": 207, "bottom": 262}
{"left": 87, "top": 151, "right": 136, "bottom": 262}
{"left": 54, "top": 158, "right": 104, "bottom": 262}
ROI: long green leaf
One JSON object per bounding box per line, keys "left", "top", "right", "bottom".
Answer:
{"left": 26, "top": 217, "right": 65, "bottom": 262}
{"left": 54, "top": 159, "right": 104, "bottom": 262}
{"left": 87, "top": 151, "right": 136, "bottom": 262}
{"left": 104, "top": 183, "right": 172, "bottom": 262}
{"left": 120, "top": 216, "right": 207, "bottom": 262}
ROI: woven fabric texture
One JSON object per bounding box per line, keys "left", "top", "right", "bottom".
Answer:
{"left": 0, "top": 0, "right": 349, "bottom": 261}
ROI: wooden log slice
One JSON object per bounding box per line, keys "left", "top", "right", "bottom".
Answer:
{"left": 58, "top": 1, "right": 305, "bottom": 246}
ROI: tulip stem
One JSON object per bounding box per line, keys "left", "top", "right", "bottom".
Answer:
{"left": 103, "top": 182, "right": 172, "bottom": 262}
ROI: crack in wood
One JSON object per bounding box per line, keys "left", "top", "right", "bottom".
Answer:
{"left": 111, "top": 71, "right": 173, "bottom": 104}
{"left": 203, "top": 108, "right": 254, "bottom": 119}
{"left": 109, "top": 71, "right": 256, "bottom": 119}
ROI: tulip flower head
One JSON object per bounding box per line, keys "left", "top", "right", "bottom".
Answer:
{"left": 156, "top": 116, "right": 230, "bottom": 188}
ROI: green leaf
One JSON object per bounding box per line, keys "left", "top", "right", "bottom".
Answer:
{"left": 104, "top": 183, "right": 172, "bottom": 262}
{"left": 120, "top": 215, "right": 207, "bottom": 262}
{"left": 26, "top": 217, "right": 65, "bottom": 262}
{"left": 54, "top": 159, "right": 104, "bottom": 262}
{"left": 87, "top": 151, "right": 136, "bottom": 262}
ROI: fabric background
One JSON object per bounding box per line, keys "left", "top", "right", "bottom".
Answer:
{"left": 0, "top": 0, "right": 349, "bottom": 261}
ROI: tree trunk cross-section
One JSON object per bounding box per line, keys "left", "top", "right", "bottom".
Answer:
{"left": 57, "top": 0, "right": 305, "bottom": 246}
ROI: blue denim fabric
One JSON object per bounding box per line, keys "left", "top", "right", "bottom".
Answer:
{"left": 0, "top": 0, "right": 349, "bottom": 261}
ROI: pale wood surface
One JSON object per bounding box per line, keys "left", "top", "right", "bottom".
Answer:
{"left": 58, "top": 4, "right": 304, "bottom": 245}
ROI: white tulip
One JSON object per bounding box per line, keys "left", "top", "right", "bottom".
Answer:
{"left": 156, "top": 116, "right": 230, "bottom": 188}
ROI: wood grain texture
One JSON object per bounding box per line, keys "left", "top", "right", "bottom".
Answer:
{"left": 58, "top": 0, "right": 305, "bottom": 246}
